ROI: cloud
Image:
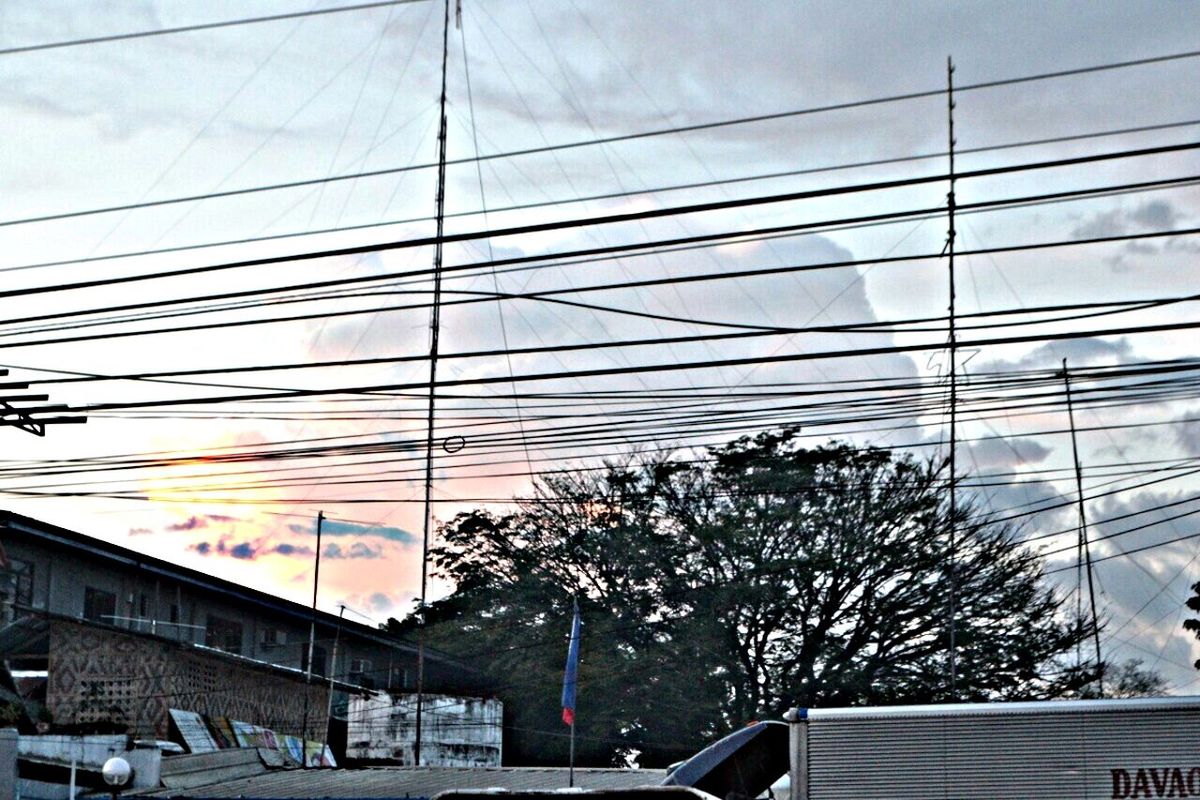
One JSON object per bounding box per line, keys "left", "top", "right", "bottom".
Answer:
{"left": 273, "top": 542, "right": 315, "bottom": 557}
{"left": 1130, "top": 200, "right": 1184, "bottom": 231}
{"left": 967, "top": 436, "right": 1052, "bottom": 470}
{"left": 206, "top": 514, "right": 239, "bottom": 523}
{"left": 128, "top": 527, "right": 152, "bottom": 536}
{"left": 288, "top": 519, "right": 415, "bottom": 544}
{"left": 189, "top": 536, "right": 383, "bottom": 562}
{"left": 367, "top": 592, "right": 394, "bottom": 613}
{"left": 1069, "top": 200, "right": 1190, "bottom": 270}
{"left": 1174, "top": 413, "right": 1200, "bottom": 458}
{"left": 167, "top": 515, "right": 207, "bottom": 531}
{"left": 979, "top": 337, "right": 1134, "bottom": 374}
{"left": 1072, "top": 209, "right": 1127, "bottom": 241}
{"left": 321, "top": 541, "right": 384, "bottom": 560}
{"left": 347, "top": 542, "right": 384, "bottom": 560}
{"left": 229, "top": 542, "right": 257, "bottom": 560}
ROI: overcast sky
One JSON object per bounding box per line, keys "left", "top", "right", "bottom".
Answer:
{"left": 2, "top": 1, "right": 1199, "bottom": 692}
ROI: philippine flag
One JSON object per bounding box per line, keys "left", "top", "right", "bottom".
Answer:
{"left": 561, "top": 600, "right": 581, "bottom": 725}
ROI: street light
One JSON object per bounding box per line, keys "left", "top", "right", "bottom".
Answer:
{"left": 101, "top": 756, "right": 131, "bottom": 800}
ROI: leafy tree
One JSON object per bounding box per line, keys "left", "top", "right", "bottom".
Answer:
{"left": 414, "top": 431, "right": 1098, "bottom": 766}
{"left": 1183, "top": 581, "right": 1200, "bottom": 669}
{"left": 1079, "top": 658, "right": 1167, "bottom": 698}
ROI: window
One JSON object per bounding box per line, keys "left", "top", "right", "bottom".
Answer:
{"left": 138, "top": 594, "right": 149, "bottom": 618}
{"left": 301, "top": 644, "right": 327, "bottom": 676}
{"left": 205, "top": 614, "right": 244, "bottom": 655}
{"left": 7, "top": 559, "right": 33, "bottom": 607}
{"left": 169, "top": 604, "right": 180, "bottom": 624}
{"left": 83, "top": 587, "right": 117, "bottom": 623}
{"left": 259, "top": 627, "right": 286, "bottom": 647}
{"left": 349, "top": 658, "right": 374, "bottom": 688}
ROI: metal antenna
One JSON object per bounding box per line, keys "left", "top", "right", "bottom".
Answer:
{"left": 1062, "top": 359, "right": 1104, "bottom": 693}
{"left": 945, "top": 55, "right": 959, "bottom": 698}
{"left": 415, "top": 0, "right": 452, "bottom": 767}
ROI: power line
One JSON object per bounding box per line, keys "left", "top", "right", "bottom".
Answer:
{"left": 1, "top": 159, "right": 1195, "bottom": 325}
{"left": 7, "top": 117, "right": 1196, "bottom": 277}
{"left": 49, "top": 316, "right": 1200, "bottom": 413}
{"left": 0, "top": 1, "right": 430, "bottom": 56}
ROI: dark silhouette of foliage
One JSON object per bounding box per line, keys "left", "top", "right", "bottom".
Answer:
{"left": 413, "top": 431, "right": 1098, "bottom": 766}
{"left": 1079, "top": 658, "right": 1166, "bottom": 698}
{"left": 1182, "top": 581, "right": 1200, "bottom": 669}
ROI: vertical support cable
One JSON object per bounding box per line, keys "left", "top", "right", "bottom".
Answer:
{"left": 415, "top": 0, "right": 452, "bottom": 768}
{"left": 1062, "top": 359, "right": 1104, "bottom": 693}
{"left": 944, "top": 55, "right": 959, "bottom": 697}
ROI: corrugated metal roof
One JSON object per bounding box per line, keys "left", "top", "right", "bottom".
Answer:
{"left": 805, "top": 700, "right": 1200, "bottom": 800}
{"left": 800, "top": 694, "right": 1200, "bottom": 720}
{"left": 134, "top": 766, "right": 666, "bottom": 799}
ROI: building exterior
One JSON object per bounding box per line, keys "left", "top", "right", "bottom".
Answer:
{"left": 0, "top": 509, "right": 491, "bottom": 760}
{"left": 347, "top": 692, "right": 503, "bottom": 766}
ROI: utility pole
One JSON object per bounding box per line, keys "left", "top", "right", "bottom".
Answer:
{"left": 301, "top": 510, "right": 324, "bottom": 765}
{"left": 944, "top": 55, "right": 960, "bottom": 698}
{"left": 325, "top": 605, "right": 346, "bottom": 750}
{"left": 1062, "top": 360, "right": 1103, "bottom": 693}
{"left": 415, "top": 0, "right": 452, "bottom": 768}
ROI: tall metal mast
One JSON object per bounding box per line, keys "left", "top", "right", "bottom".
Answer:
{"left": 1062, "top": 359, "right": 1103, "bottom": 693}
{"left": 945, "top": 56, "right": 959, "bottom": 697}
{"left": 415, "top": 0, "right": 452, "bottom": 767}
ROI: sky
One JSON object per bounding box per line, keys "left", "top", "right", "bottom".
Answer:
{"left": 1, "top": 1, "right": 1200, "bottom": 691}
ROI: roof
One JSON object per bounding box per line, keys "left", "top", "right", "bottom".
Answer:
{"left": 134, "top": 765, "right": 668, "bottom": 799}
{"left": 0, "top": 509, "right": 469, "bottom": 672}
{"left": 797, "top": 694, "right": 1200, "bottom": 720}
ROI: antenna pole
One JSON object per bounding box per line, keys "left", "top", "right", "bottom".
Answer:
{"left": 415, "top": 0, "right": 452, "bottom": 767}
{"left": 301, "top": 510, "right": 324, "bottom": 764}
{"left": 1062, "top": 359, "right": 1103, "bottom": 693}
{"left": 945, "top": 55, "right": 959, "bottom": 698}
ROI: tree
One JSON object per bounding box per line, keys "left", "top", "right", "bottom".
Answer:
{"left": 1183, "top": 580, "right": 1200, "bottom": 669}
{"left": 417, "top": 431, "right": 1098, "bottom": 766}
{"left": 1079, "top": 658, "right": 1167, "bottom": 698}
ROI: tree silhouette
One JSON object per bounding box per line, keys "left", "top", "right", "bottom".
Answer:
{"left": 413, "top": 431, "right": 1099, "bottom": 766}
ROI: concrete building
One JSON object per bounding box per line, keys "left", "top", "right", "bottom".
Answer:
{"left": 0, "top": 509, "right": 494, "bottom": 763}
{"left": 347, "top": 692, "right": 503, "bottom": 766}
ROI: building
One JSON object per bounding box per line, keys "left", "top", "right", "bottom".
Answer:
{"left": 0, "top": 509, "right": 495, "bottom": 763}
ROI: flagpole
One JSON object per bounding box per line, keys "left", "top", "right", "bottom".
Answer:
{"left": 561, "top": 599, "right": 581, "bottom": 787}
{"left": 569, "top": 720, "right": 576, "bottom": 788}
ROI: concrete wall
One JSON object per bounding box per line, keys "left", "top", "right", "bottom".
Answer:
{"left": 346, "top": 692, "right": 502, "bottom": 766}
{"left": 0, "top": 729, "right": 16, "bottom": 800}
{"left": 46, "top": 620, "right": 329, "bottom": 741}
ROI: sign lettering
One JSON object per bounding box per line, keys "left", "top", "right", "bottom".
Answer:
{"left": 1112, "top": 769, "right": 1200, "bottom": 799}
